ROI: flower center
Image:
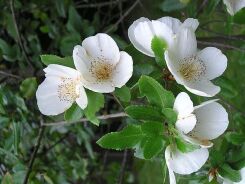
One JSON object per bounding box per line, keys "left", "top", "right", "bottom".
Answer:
{"left": 57, "top": 77, "right": 80, "bottom": 102}
{"left": 178, "top": 56, "right": 206, "bottom": 81}
{"left": 91, "top": 62, "right": 113, "bottom": 81}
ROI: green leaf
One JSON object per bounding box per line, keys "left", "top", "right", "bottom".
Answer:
{"left": 218, "top": 164, "right": 241, "bottom": 182}
{"left": 139, "top": 76, "right": 175, "bottom": 108}
{"left": 141, "top": 122, "right": 164, "bottom": 136}
{"left": 2, "top": 172, "right": 13, "bottom": 184}
{"left": 151, "top": 36, "right": 167, "bottom": 66}
{"left": 84, "top": 90, "right": 104, "bottom": 126}
{"left": 97, "top": 125, "right": 143, "bottom": 150}
{"left": 114, "top": 86, "right": 131, "bottom": 102}
{"left": 226, "top": 132, "right": 245, "bottom": 145}
{"left": 66, "top": 6, "right": 82, "bottom": 33}
{"left": 162, "top": 108, "right": 177, "bottom": 124}
{"left": 142, "top": 136, "right": 165, "bottom": 159}
{"left": 175, "top": 137, "right": 199, "bottom": 153}
{"left": 64, "top": 104, "right": 83, "bottom": 122}
{"left": 40, "top": 55, "right": 75, "bottom": 68}
{"left": 20, "top": 77, "right": 37, "bottom": 99}
{"left": 215, "top": 77, "right": 238, "bottom": 98}
{"left": 125, "top": 105, "right": 165, "bottom": 122}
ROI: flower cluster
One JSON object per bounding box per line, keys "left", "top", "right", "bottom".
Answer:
{"left": 36, "top": 33, "right": 133, "bottom": 115}
{"left": 36, "top": 13, "right": 243, "bottom": 184}
{"left": 129, "top": 17, "right": 229, "bottom": 183}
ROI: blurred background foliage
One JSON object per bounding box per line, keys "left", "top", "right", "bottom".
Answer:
{"left": 0, "top": 0, "right": 245, "bottom": 183}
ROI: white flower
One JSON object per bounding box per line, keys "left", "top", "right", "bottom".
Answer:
{"left": 165, "top": 145, "right": 209, "bottom": 184}
{"left": 128, "top": 17, "right": 199, "bottom": 57}
{"left": 128, "top": 17, "right": 174, "bottom": 57}
{"left": 36, "top": 64, "right": 87, "bottom": 115}
{"left": 223, "top": 0, "right": 245, "bottom": 15}
{"left": 165, "top": 92, "right": 229, "bottom": 184}
{"left": 73, "top": 33, "right": 133, "bottom": 93}
{"left": 174, "top": 92, "right": 229, "bottom": 148}
{"left": 165, "top": 27, "right": 227, "bottom": 97}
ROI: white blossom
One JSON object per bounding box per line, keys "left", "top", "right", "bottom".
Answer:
{"left": 73, "top": 33, "right": 133, "bottom": 93}
{"left": 165, "top": 27, "right": 227, "bottom": 97}
{"left": 36, "top": 64, "right": 87, "bottom": 115}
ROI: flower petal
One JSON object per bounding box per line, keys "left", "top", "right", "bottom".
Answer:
{"left": 184, "top": 79, "right": 220, "bottom": 97}
{"left": 170, "top": 27, "right": 197, "bottom": 60}
{"left": 82, "top": 33, "right": 120, "bottom": 65}
{"left": 36, "top": 77, "right": 73, "bottom": 115}
{"left": 165, "top": 145, "right": 209, "bottom": 175}
{"left": 198, "top": 47, "right": 227, "bottom": 80}
{"left": 44, "top": 64, "right": 80, "bottom": 78}
{"left": 174, "top": 92, "right": 196, "bottom": 134}
{"left": 128, "top": 18, "right": 173, "bottom": 57}
{"left": 223, "top": 0, "right": 245, "bottom": 15}
{"left": 181, "top": 18, "right": 199, "bottom": 31}
{"left": 181, "top": 133, "right": 213, "bottom": 148}
{"left": 191, "top": 101, "right": 229, "bottom": 140}
{"left": 174, "top": 92, "right": 194, "bottom": 117}
{"left": 75, "top": 84, "right": 88, "bottom": 109}
{"left": 82, "top": 80, "right": 115, "bottom": 93}
{"left": 128, "top": 17, "right": 155, "bottom": 57}
{"left": 157, "top": 16, "right": 181, "bottom": 34}
{"left": 112, "top": 51, "right": 133, "bottom": 88}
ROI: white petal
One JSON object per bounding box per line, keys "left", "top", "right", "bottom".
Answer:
{"left": 174, "top": 92, "right": 196, "bottom": 134}
{"left": 128, "top": 17, "right": 155, "bottom": 57}
{"left": 36, "top": 77, "right": 73, "bottom": 115}
{"left": 174, "top": 92, "right": 194, "bottom": 117}
{"left": 170, "top": 27, "right": 197, "bottom": 60}
{"left": 236, "top": 167, "right": 245, "bottom": 184}
{"left": 184, "top": 79, "right": 220, "bottom": 97}
{"left": 223, "top": 0, "right": 245, "bottom": 15}
{"left": 198, "top": 47, "right": 227, "bottom": 80}
{"left": 165, "top": 147, "right": 177, "bottom": 184}
{"left": 73, "top": 45, "right": 93, "bottom": 79}
{"left": 128, "top": 18, "right": 173, "bottom": 57}
{"left": 112, "top": 51, "right": 133, "bottom": 88}
{"left": 181, "top": 133, "right": 213, "bottom": 148}
{"left": 75, "top": 85, "right": 88, "bottom": 109}
{"left": 82, "top": 33, "right": 120, "bottom": 65}
{"left": 165, "top": 145, "right": 209, "bottom": 175}
{"left": 157, "top": 16, "right": 181, "bottom": 34}
{"left": 191, "top": 101, "right": 229, "bottom": 140}
{"left": 176, "top": 115, "right": 197, "bottom": 134}
{"left": 44, "top": 64, "right": 80, "bottom": 78}
{"left": 181, "top": 18, "right": 199, "bottom": 31}
{"left": 82, "top": 80, "right": 115, "bottom": 93}
{"left": 165, "top": 51, "right": 185, "bottom": 84}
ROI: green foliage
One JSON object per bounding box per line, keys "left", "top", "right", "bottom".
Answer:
{"left": 1, "top": 172, "right": 13, "bottom": 184}
{"left": 218, "top": 164, "right": 241, "bottom": 182}
{"left": 64, "top": 104, "right": 83, "bottom": 122}
{"left": 226, "top": 132, "right": 245, "bottom": 145}
{"left": 151, "top": 36, "right": 167, "bottom": 66}
{"left": 84, "top": 90, "right": 104, "bottom": 126}
{"left": 40, "top": 55, "right": 75, "bottom": 68}
{"left": 114, "top": 86, "right": 131, "bottom": 102}
{"left": 175, "top": 137, "right": 199, "bottom": 153}
{"left": 162, "top": 108, "right": 177, "bottom": 124}
{"left": 20, "top": 77, "right": 37, "bottom": 99}
{"left": 125, "top": 105, "right": 165, "bottom": 122}
{"left": 159, "top": 0, "right": 187, "bottom": 12}
{"left": 139, "top": 76, "right": 175, "bottom": 109}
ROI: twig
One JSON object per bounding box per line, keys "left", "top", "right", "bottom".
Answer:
{"left": 23, "top": 123, "right": 45, "bottom": 184}
{"left": 105, "top": 0, "right": 140, "bottom": 33}
{"left": 43, "top": 112, "right": 127, "bottom": 126}
{"left": 117, "top": 150, "right": 128, "bottom": 184}
{"left": 76, "top": 0, "right": 126, "bottom": 8}
{"left": 0, "top": 71, "right": 22, "bottom": 79}
{"left": 197, "top": 40, "right": 245, "bottom": 52}
{"left": 9, "top": 0, "right": 33, "bottom": 70}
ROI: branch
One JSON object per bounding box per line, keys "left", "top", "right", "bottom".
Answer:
{"left": 117, "top": 150, "right": 128, "bottom": 184}
{"left": 105, "top": 0, "right": 140, "bottom": 33}
{"left": 0, "top": 71, "right": 22, "bottom": 79}
{"left": 23, "top": 123, "right": 45, "bottom": 184}
{"left": 76, "top": 0, "right": 126, "bottom": 8}
{"left": 43, "top": 112, "right": 128, "bottom": 127}
{"left": 9, "top": 0, "right": 33, "bottom": 70}
{"left": 197, "top": 40, "right": 245, "bottom": 52}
